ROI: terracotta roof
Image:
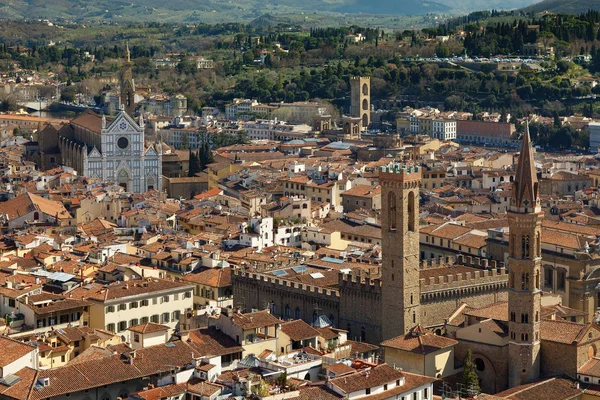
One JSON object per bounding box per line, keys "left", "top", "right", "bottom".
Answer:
{"left": 381, "top": 325, "right": 457, "bottom": 354}
{"left": 297, "top": 386, "right": 343, "bottom": 400}
{"left": 70, "top": 110, "right": 106, "bottom": 134}
{"left": 186, "top": 379, "right": 223, "bottom": 396}
{"left": 465, "top": 302, "right": 508, "bottom": 321}
{"left": 325, "top": 363, "right": 356, "bottom": 376}
{"left": 129, "top": 383, "right": 187, "bottom": 400}
{"left": 494, "top": 377, "right": 582, "bottom": 399}
{"left": 186, "top": 327, "right": 244, "bottom": 357}
{"left": 0, "top": 366, "right": 37, "bottom": 400}
{"left": 0, "top": 192, "right": 70, "bottom": 221}
{"left": 128, "top": 322, "right": 170, "bottom": 334}
{"left": 67, "top": 278, "right": 193, "bottom": 302}
{"left": 540, "top": 320, "right": 596, "bottom": 344}
{"left": 280, "top": 320, "right": 321, "bottom": 341}
{"left": 24, "top": 340, "right": 194, "bottom": 400}
{"left": 346, "top": 340, "right": 379, "bottom": 355}
{"left": 341, "top": 185, "right": 381, "bottom": 198}
{"left": 329, "top": 364, "right": 403, "bottom": 394}
{"left": 579, "top": 358, "right": 600, "bottom": 377}
{"left": 182, "top": 267, "right": 232, "bottom": 288}
{"left": 230, "top": 310, "right": 282, "bottom": 330}
{"left": 0, "top": 337, "right": 36, "bottom": 367}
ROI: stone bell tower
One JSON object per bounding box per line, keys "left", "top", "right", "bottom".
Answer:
{"left": 120, "top": 43, "right": 135, "bottom": 117}
{"left": 350, "top": 76, "right": 370, "bottom": 130}
{"left": 507, "top": 125, "right": 543, "bottom": 388}
{"left": 380, "top": 163, "right": 421, "bottom": 341}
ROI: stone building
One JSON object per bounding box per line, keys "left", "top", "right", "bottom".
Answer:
{"left": 350, "top": 76, "right": 370, "bottom": 129}
{"left": 33, "top": 51, "right": 162, "bottom": 193}
{"left": 233, "top": 163, "right": 508, "bottom": 345}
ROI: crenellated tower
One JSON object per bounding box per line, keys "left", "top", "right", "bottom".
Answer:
{"left": 380, "top": 164, "right": 421, "bottom": 341}
{"left": 507, "top": 125, "right": 543, "bottom": 387}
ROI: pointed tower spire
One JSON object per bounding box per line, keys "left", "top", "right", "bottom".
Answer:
{"left": 511, "top": 122, "right": 539, "bottom": 213}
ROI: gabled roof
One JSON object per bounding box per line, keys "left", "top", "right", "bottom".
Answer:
{"left": 127, "top": 322, "right": 169, "bottom": 334}
{"left": 0, "top": 337, "right": 36, "bottom": 368}
{"left": 380, "top": 325, "right": 457, "bottom": 354}
{"left": 280, "top": 320, "right": 321, "bottom": 341}
{"left": 230, "top": 309, "right": 282, "bottom": 330}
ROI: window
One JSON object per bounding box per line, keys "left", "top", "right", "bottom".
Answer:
{"left": 140, "top": 299, "right": 149, "bottom": 307}
{"left": 140, "top": 317, "right": 149, "bottom": 324}
{"left": 61, "top": 355, "right": 65, "bottom": 362}
{"left": 106, "top": 306, "right": 115, "bottom": 313}
{"left": 130, "top": 301, "right": 138, "bottom": 309}
{"left": 151, "top": 315, "right": 159, "bottom": 323}
{"left": 365, "top": 388, "right": 371, "bottom": 395}
{"left": 161, "top": 296, "right": 169, "bottom": 303}
{"left": 106, "top": 323, "right": 115, "bottom": 332}
{"left": 118, "top": 304, "right": 127, "bottom": 311}
{"left": 174, "top": 294, "right": 179, "bottom": 301}
{"left": 184, "top": 291, "right": 192, "bottom": 299}
{"left": 384, "top": 384, "right": 388, "bottom": 391}
{"left": 161, "top": 313, "right": 170, "bottom": 323}
{"left": 172, "top": 310, "right": 181, "bottom": 321}
{"left": 118, "top": 321, "right": 127, "bottom": 332}
{"left": 424, "top": 388, "right": 429, "bottom": 399}
{"left": 130, "top": 319, "right": 139, "bottom": 327}
{"left": 152, "top": 298, "right": 158, "bottom": 305}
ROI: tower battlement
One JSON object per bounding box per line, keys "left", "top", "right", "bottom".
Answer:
{"left": 233, "top": 270, "right": 340, "bottom": 299}
{"left": 350, "top": 76, "right": 370, "bottom": 82}
{"left": 338, "top": 271, "right": 383, "bottom": 293}
{"left": 379, "top": 164, "right": 421, "bottom": 183}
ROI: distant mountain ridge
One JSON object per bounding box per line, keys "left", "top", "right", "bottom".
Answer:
{"left": 0, "top": 0, "right": 542, "bottom": 22}
{"left": 521, "top": 0, "right": 600, "bottom": 14}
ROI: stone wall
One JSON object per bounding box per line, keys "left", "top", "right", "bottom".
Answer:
{"left": 455, "top": 340, "right": 509, "bottom": 394}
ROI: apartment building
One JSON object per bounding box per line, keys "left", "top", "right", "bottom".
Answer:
{"left": 69, "top": 278, "right": 194, "bottom": 336}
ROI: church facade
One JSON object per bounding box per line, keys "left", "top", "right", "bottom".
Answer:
{"left": 33, "top": 46, "right": 162, "bottom": 194}
{"left": 55, "top": 109, "right": 162, "bottom": 193}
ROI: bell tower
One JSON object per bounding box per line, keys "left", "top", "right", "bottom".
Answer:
{"left": 380, "top": 163, "right": 421, "bottom": 341}
{"left": 120, "top": 43, "right": 135, "bottom": 117}
{"left": 507, "top": 125, "right": 542, "bottom": 387}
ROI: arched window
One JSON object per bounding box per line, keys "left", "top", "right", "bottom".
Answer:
{"left": 312, "top": 311, "right": 318, "bottom": 324}
{"left": 362, "top": 98, "right": 369, "bottom": 111}
{"left": 522, "top": 235, "right": 530, "bottom": 258}
{"left": 284, "top": 305, "right": 290, "bottom": 319}
{"left": 412, "top": 311, "right": 416, "bottom": 324}
{"left": 536, "top": 232, "right": 541, "bottom": 257}
{"left": 388, "top": 192, "right": 397, "bottom": 231}
{"left": 33, "top": 212, "right": 39, "bottom": 220}
{"left": 407, "top": 191, "right": 416, "bottom": 232}
{"left": 535, "top": 311, "right": 539, "bottom": 322}
{"left": 295, "top": 307, "right": 301, "bottom": 320}
{"left": 362, "top": 83, "right": 369, "bottom": 95}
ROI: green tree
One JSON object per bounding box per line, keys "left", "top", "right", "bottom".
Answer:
{"left": 463, "top": 348, "right": 480, "bottom": 396}
{"left": 188, "top": 149, "right": 200, "bottom": 177}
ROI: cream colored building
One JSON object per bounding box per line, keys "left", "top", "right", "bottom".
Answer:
{"left": 209, "top": 310, "right": 282, "bottom": 357}
{"left": 381, "top": 325, "right": 458, "bottom": 378}
{"left": 69, "top": 279, "right": 193, "bottom": 336}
